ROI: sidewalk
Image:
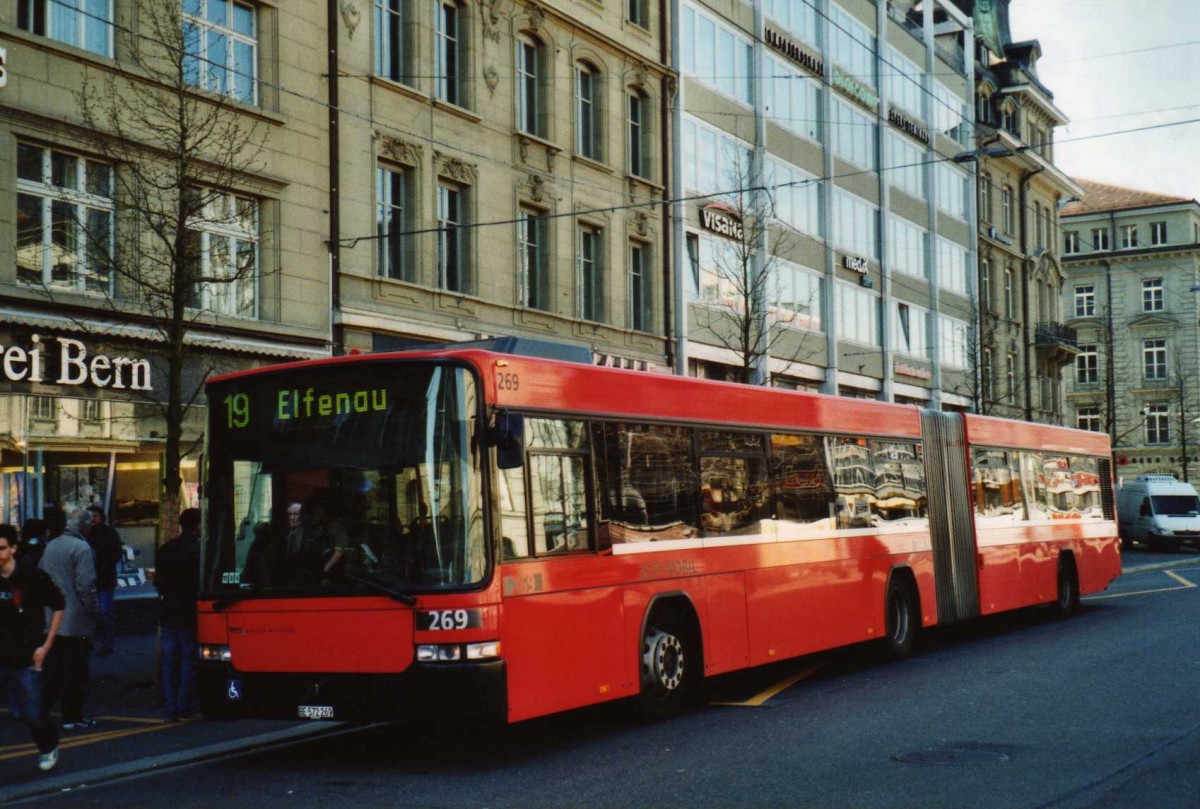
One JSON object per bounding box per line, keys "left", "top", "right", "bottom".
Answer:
{"left": 0, "top": 591, "right": 346, "bottom": 803}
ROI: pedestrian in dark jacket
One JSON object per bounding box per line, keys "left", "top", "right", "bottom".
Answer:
{"left": 19, "top": 519, "right": 47, "bottom": 566}
{"left": 156, "top": 508, "right": 201, "bottom": 721}
{"left": 39, "top": 507, "right": 98, "bottom": 730}
{"left": 86, "top": 505, "right": 123, "bottom": 656}
{"left": 0, "top": 529, "right": 65, "bottom": 772}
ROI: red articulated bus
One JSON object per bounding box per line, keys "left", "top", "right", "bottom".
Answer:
{"left": 196, "top": 340, "right": 1121, "bottom": 723}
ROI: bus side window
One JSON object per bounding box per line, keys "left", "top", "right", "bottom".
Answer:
{"left": 498, "top": 465, "right": 531, "bottom": 560}
{"left": 530, "top": 454, "right": 590, "bottom": 554}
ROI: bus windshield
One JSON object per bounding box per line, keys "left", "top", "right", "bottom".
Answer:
{"left": 203, "top": 361, "right": 486, "bottom": 596}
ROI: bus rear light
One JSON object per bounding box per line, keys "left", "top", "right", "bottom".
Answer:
{"left": 199, "top": 644, "right": 232, "bottom": 662}
{"left": 416, "top": 641, "right": 500, "bottom": 663}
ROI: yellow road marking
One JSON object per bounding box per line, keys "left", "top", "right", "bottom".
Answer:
{"left": 0, "top": 716, "right": 176, "bottom": 762}
{"left": 1087, "top": 569, "right": 1197, "bottom": 600}
{"left": 711, "top": 665, "right": 821, "bottom": 707}
{"left": 1164, "top": 570, "right": 1197, "bottom": 588}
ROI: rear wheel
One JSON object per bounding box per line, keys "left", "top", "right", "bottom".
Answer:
{"left": 1052, "top": 558, "right": 1080, "bottom": 618}
{"left": 884, "top": 580, "right": 919, "bottom": 658}
{"left": 639, "top": 620, "right": 696, "bottom": 718}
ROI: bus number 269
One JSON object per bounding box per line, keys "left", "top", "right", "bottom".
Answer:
{"left": 418, "top": 609, "right": 481, "bottom": 631}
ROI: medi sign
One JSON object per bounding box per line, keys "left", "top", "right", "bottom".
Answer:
{"left": 0, "top": 334, "right": 153, "bottom": 392}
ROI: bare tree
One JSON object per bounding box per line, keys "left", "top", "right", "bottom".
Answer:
{"left": 689, "top": 156, "right": 820, "bottom": 385}
{"left": 62, "top": 0, "right": 268, "bottom": 538}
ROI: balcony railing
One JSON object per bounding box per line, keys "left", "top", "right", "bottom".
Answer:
{"left": 1035, "top": 322, "right": 1078, "bottom": 349}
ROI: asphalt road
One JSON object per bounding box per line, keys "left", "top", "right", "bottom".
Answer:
{"left": 20, "top": 552, "right": 1200, "bottom": 809}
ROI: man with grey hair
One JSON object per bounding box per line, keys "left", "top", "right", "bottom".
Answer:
{"left": 39, "top": 507, "right": 98, "bottom": 730}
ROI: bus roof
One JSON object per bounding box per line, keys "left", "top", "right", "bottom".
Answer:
{"left": 208, "top": 348, "right": 1111, "bottom": 452}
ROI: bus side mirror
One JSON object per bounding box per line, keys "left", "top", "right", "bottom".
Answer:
{"left": 1140, "top": 499, "right": 1151, "bottom": 517}
{"left": 491, "top": 412, "right": 525, "bottom": 470}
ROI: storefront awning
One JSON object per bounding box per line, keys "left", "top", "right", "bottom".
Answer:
{"left": 0, "top": 308, "right": 331, "bottom": 360}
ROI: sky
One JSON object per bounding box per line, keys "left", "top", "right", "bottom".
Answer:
{"left": 1007, "top": 1, "right": 1200, "bottom": 200}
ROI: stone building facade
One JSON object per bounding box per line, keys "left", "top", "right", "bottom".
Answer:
{"left": 1062, "top": 180, "right": 1200, "bottom": 483}
{"left": 962, "top": 0, "right": 1081, "bottom": 423}
{"left": 0, "top": 1, "right": 331, "bottom": 558}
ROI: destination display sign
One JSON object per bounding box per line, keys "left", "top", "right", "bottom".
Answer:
{"left": 218, "top": 377, "right": 392, "bottom": 432}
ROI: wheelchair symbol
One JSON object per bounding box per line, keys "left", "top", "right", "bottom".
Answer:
{"left": 227, "top": 679, "right": 243, "bottom": 701}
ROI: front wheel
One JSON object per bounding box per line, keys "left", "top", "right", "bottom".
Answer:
{"left": 639, "top": 622, "right": 695, "bottom": 718}
{"left": 884, "top": 580, "right": 919, "bottom": 658}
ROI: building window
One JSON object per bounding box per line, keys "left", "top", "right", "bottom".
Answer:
{"left": 1076, "top": 344, "right": 1098, "bottom": 384}
{"left": 183, "top": 0, "right": 258, "bottom": 104}
{"left": 19, "top": 0, "right": 113, "bottom": 56}
{"left": 437, "top": 182, "right": 469, "bottom": 293}
{"left": 80, "top": 399, "right": 103, "bottom": 423}
{"left": 981, "top": 260, "right": 991, "bottom": 312}
{"left": 679, "top": 5, "right": 752, "bottom": 105}
{"left": 187, "top": 191, "right": 259, "bottom": 318}
{"left": 376, "top": 165, "right": 412, "bottom": 282}
{"left": 375, "top": 0, "right": 407, "bottom": 83}
{"left": 1074, "top": 284, "right": 1095, "bottom": 318}
{"left": 1035, "top": 202, "right": 1045, "bottom": 249}
{"left": 629, "top": 242, "right": 651, "bottom": 332}
{"left": 578, "top": 224, "right": 604, "bottom": 322}
{"left": 982, "top": 347, "right": 993, "bottom": 402}
{"left": 1077, "top": 405, "right": 1102, "bottom": 432}
{"left": 831, "top": 98, "right": 877, "bottom": 171}
{"left": 939, "top": 315, "right": 970, "bottom": 369}
{"left": 1092, "top": 227, "right": 1110, "bottom": 251}
{"left": 1121, "top": 224, "right": 1138, "bottom": 249}
{"left": 774, "top": 259, "right": 822, "bottom": 332}
{"left": 1004, "top": 266, "right": 1014, "bottom": 319}
{"left": 1151, "top": 221, "right": 1168, "bottom": 245}
{"left": 1007, "top": 352, "right": 1017, "bottom": 403}
{"left": 627, "top": 0, "right": 648, "bottom": 28}
{"left": 1142, "top": 278, "right": 1164, "bottom": 312}
{"left": 1143, "top": 338, "right": 1167, "bottom": 380}
{"left": 627, "top": 91, "right": 649, "bottom": 178}
{"left": 16, "top": 143, "right": 114, "bottom": 294}
{"left": 435, "top": 0, "right": 463, "bottom": 106}
{"left": 31, "top": 395, "right": 56, "bottom": 422}
{"left": 518, "top": 207, "right": 549, "bottom": 310}
{"left": 1064, "top": 230, "right": 1080, "bottom": 255}
{"left": 893, "top": 302, "right": 928, "bottom": 358}
{"left": 1146, "top": 403, "right": 1170, "bottom": 445}
{"left": 980, "top": 173, "right": 992, "bottom": 222}
{"left": 576, "top": 63, "right": 600, "bottom": 160}
{"left": 1001, "top": 186, "right": 1013, "bottom": 233}
{"left": 835, "top": 284, "right": 880, "bottom": 347}
{"left": 516, "top": 36, "right": 546, "bottom": 138}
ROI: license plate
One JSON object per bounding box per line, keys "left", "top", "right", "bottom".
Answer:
{"left": 297, "top": 705, "right": 334, "bottom": 720}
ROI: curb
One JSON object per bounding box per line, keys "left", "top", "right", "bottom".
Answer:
{"left": 0, "top": 721, "right": 373, "bottom": 805}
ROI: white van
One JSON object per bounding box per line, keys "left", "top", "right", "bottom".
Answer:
{"left": 1116, "top": 475, "right": 1200, "bottom": 550}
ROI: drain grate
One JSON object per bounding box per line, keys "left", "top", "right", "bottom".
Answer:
{"left": 894, "top": 748, "right": 1010, "bottom": 765}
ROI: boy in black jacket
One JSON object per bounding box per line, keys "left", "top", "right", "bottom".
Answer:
{"left": 0, "top": 531, "right": 65, "bottom": 772}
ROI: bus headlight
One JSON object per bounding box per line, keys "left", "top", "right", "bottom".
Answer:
{"left": 199, "top": 644, "right": 232, "bottom": 662}
{"left": 416, "top": 641, "right": 500, "bottom": 663}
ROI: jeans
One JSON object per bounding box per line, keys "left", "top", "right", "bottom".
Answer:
{"left": 43, "top": 635, "right": 90, "bottom": 724}
{"left": 1, "top": 667, "right": 59, "bottom": 753}
{"left": 95, "top": 589, "right": 116, "bottom": 654}
{"left": 161, "top": 626, "right": 198, "bottom": 719}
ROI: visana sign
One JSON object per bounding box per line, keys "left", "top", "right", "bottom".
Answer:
{"left": 0, "top": 335, "right": 152, "bottom": 391}
{"left": 700, "top": 205, "right": 744, "bottom": 241}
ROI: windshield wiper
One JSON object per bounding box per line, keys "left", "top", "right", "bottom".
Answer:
{"left": 341, "top": 571, "right": 417, "bottom": 605}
